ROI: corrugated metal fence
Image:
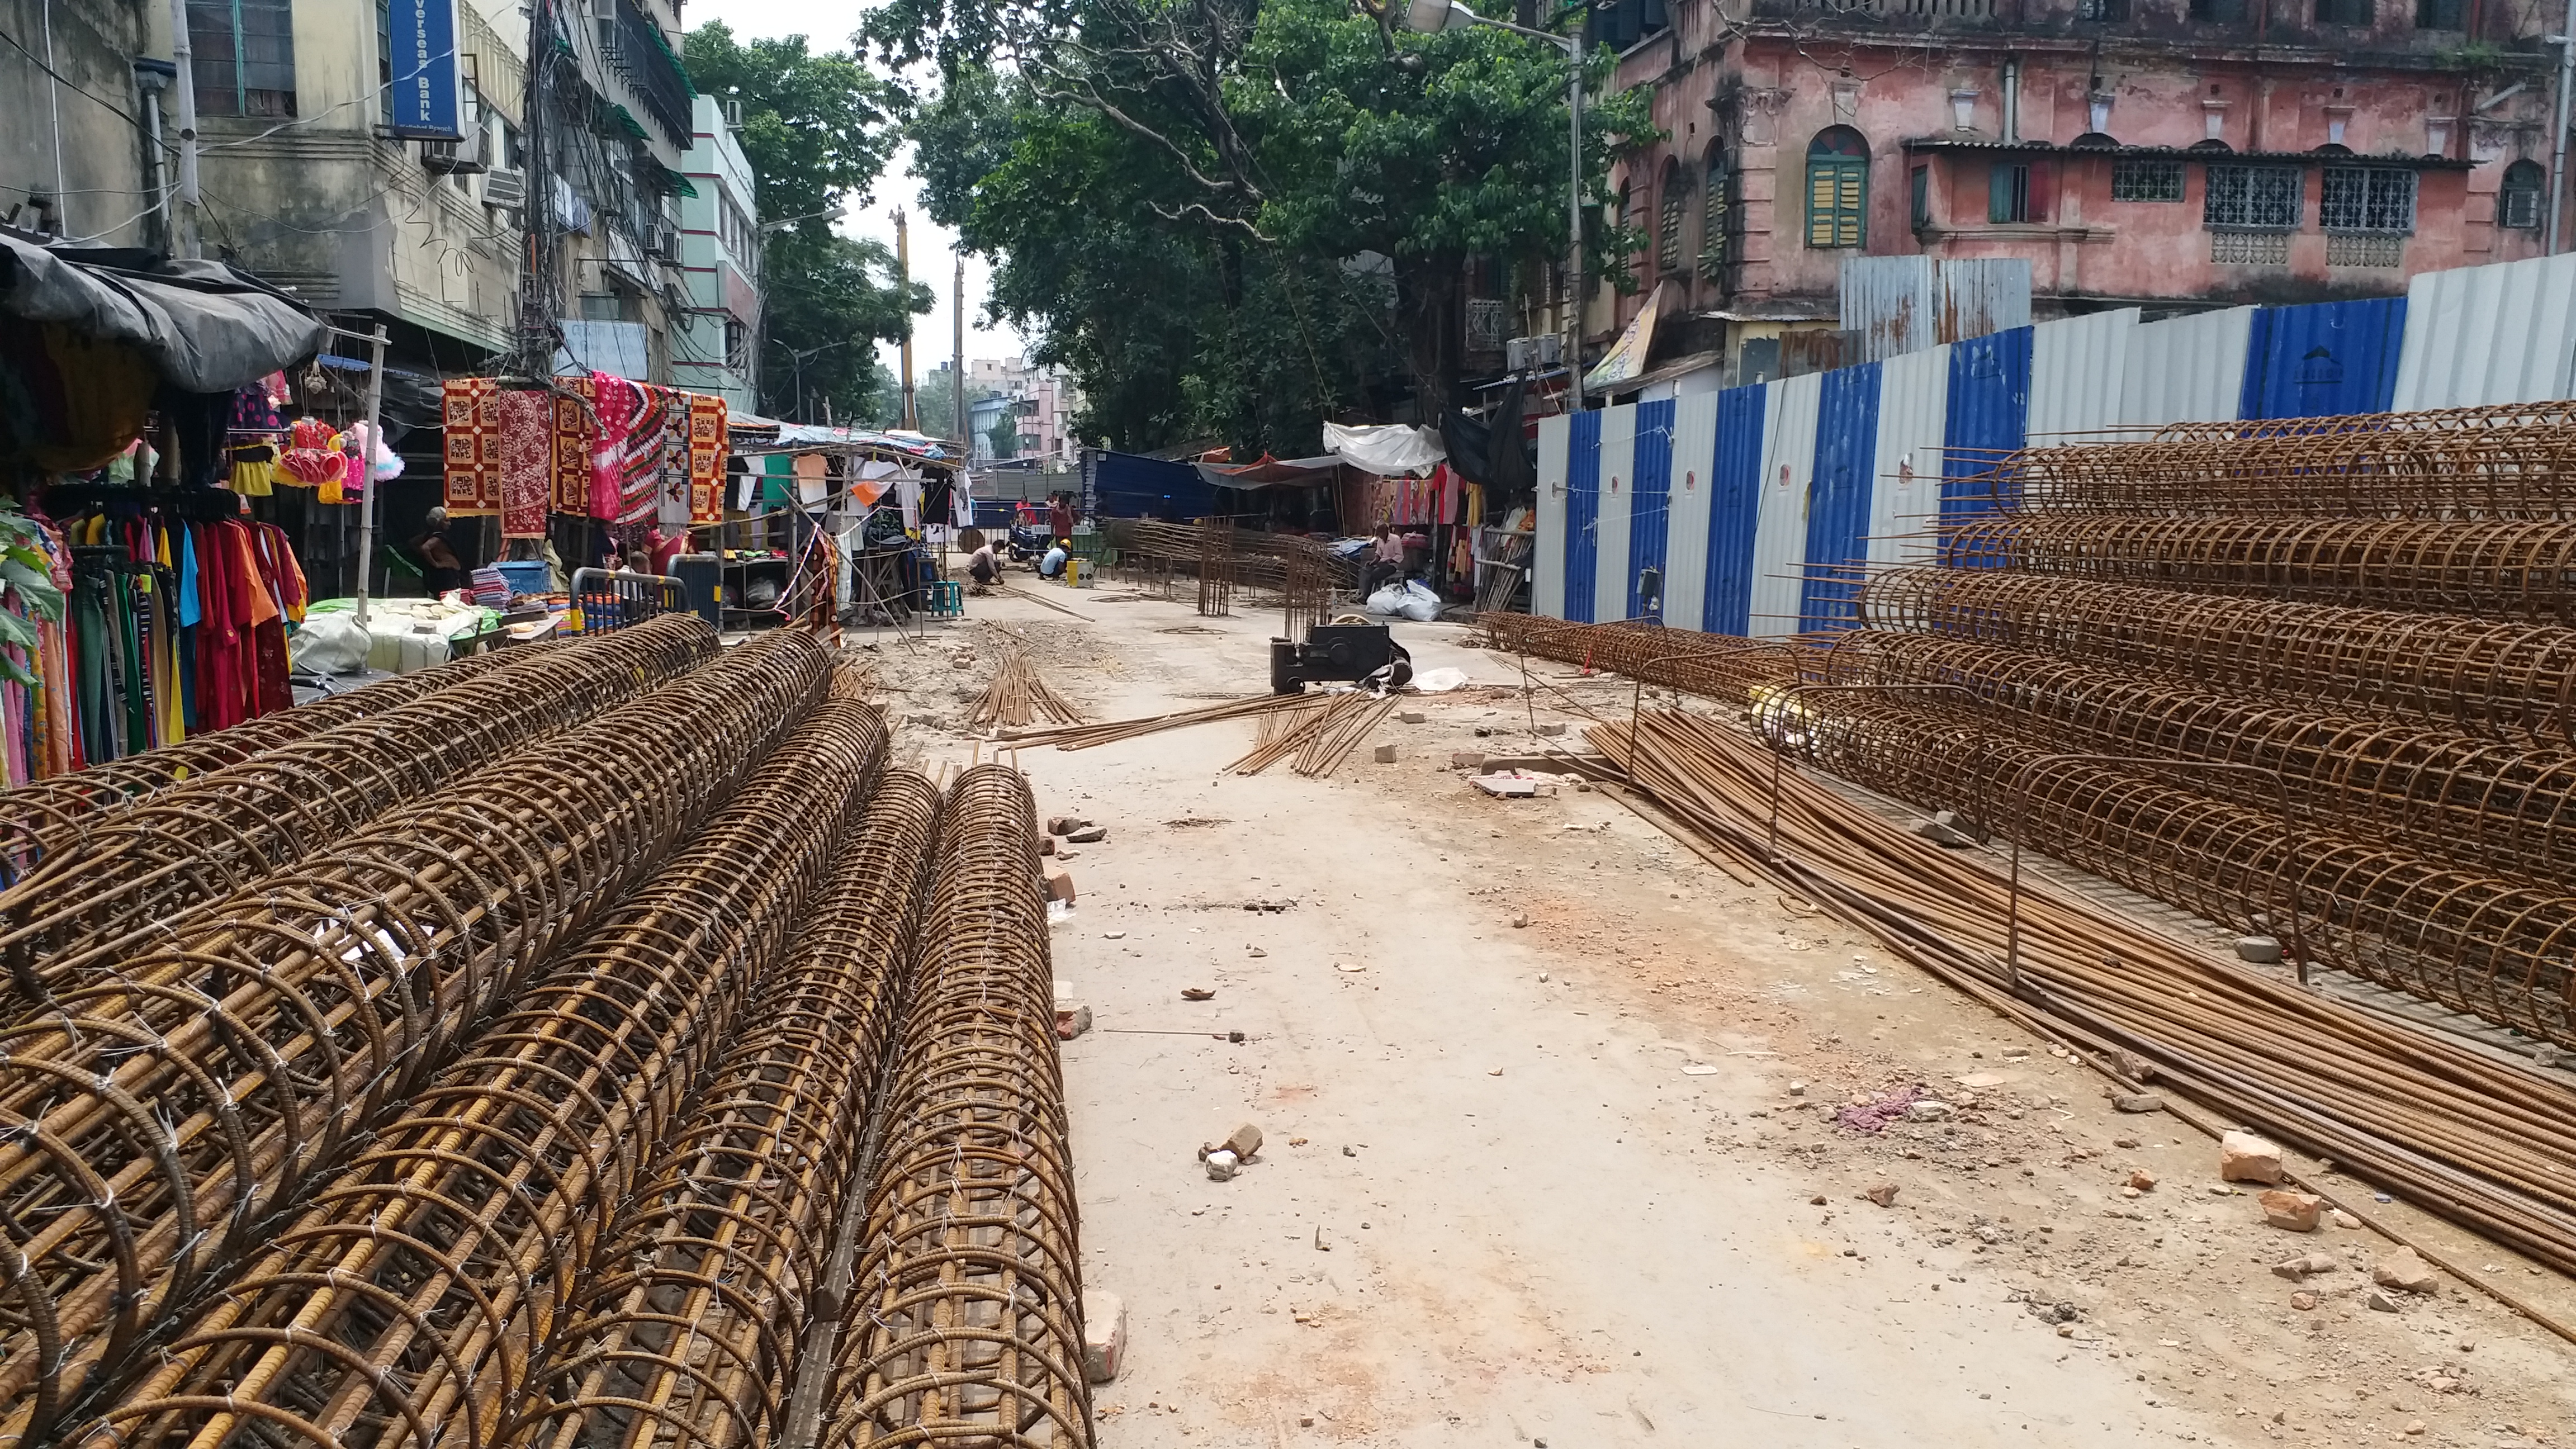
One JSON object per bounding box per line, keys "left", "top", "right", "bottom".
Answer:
{"left": 1533, "top": 252, "right": 2574, "bottom": 638}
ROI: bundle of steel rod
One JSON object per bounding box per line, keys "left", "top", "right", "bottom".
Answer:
{"left": 1594, "top": 708, "right": 2576, "bottom": 1298}
{"left": 1003, "top": 690, "right": 1324, "bottom": 750}
{"left": 1936, "top": 515, "right": 2576, "bottom": 623}
{"left": 0, "top": 645, "right": 533, "bottom": 876}
{"left": 1980, "top": 413, "right": 2576, "bottom": 518}
{"left": 1229, "top": 695, "right": 1334, "bottom": 774}
{"left": 1860, "top": 567, "right": 2576, "bottom": 745}
{"left": 1821, "top": 631, "right": 2576, "bottom": 889}
{"left": 1786, "top": 688, "right": 2576, "bottom": 1047}
{"left": 66, "top": 700, "right": 887, "bottom": 1449}
{"left": 1196, "top": 515, "right": 1235, "bottom": 617}
{"left": 1480, "top": 613, "right": 1809, "bottom": 704}
{"left": 2141, "top": 400, "right": 2576, "bottom": 444}
{"left": 1294, "top": 693, "right": 1401, "bottom": 778}
{"left": 970, "top": 646, "right": 1086, "bottom": 729}
{"left": 0, "top": 615, "right": 717, "bottom": 1010}
{"left": 824, "top": 765, "right": 1090, "bottom": 1449}
{"left": 1098, "top": 518, "right": 1357, "bottom": 591}
{"left": 516, "top": 769, "right": 940, "bottom": 1449}
{"left": 0, "top": 628, "right": 831, "bottom": 1443}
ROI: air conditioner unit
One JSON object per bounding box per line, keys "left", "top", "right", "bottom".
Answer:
{"left": 421, "top": 127, "right": 486, "bottom": 175}
{"left": 647, "top": 221, "right": 680, "bottom": 260}
{"left": 1507, "top": 334, "right": 1564, "bottom": 372}
{"left": 482, "top": 167, "right": 525, "bottom": 208}
{"left": 722, "top": 98, "right": 744, "bottom": 127}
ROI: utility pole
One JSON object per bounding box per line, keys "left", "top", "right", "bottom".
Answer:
{"left": 163, "top": 0, "right": 200, "bottom": 257}
{"left": 2554, "top": 0, "right": 2575, "bottom": 253}
{"left": 353, "top": 324, "right": 390, "bottom": 627}
{"left": 896, "top": 209, "right": 916, "bottom": 429}
{"left": 518, "top": 0, "right": 558, "bottom": 377}
{"left": 951, "top": 247, "right": 966, "bottom": 449}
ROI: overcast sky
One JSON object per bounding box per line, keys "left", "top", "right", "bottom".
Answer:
{"left": 687, "top": 0, "right": 1033, "bottom": 392}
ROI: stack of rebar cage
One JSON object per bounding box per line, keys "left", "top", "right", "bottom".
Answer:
{"left": 0, "top": 620, "right": 1088, "bottom": 1449}
{"left": 1789, "top": 401, "right": 2576, "bottom": 1050}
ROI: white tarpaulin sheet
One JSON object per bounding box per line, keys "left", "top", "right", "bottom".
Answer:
{"left": 1324, "top": 421, "right": 1446, "bottom": 477}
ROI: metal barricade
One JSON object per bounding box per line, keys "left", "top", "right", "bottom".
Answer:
{"left": 570, "top": 566, "right": 691, "bottom": 634}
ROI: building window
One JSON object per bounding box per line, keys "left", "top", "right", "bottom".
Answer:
{"left": 1910, "top": 164, "right": 1930, "bottom": 230}
{"left": 2321, "top": 167, "right": 2416, "bottom": 232}
{"left": 2416, "top": 0, "right": 2464, "bottom": 25}
{"left": 2189, "top": 0, "right": 2246, "bottom": 19}
{"left": 1987, "top": 164, "right": 2033, "bottom": 223}
{"left": 2111, "top": 158, "right": 2186, "bottom": 201}
{"left": 2501, "top": 160, "right": 2545, "bottom": 229}
{"left": 187, "top": 0, "right": 296, "bottom": 116}
{"left": 2204, "top": 164, "right": 2302, "bottom": 230}
{"left": 1805, "top": 127, "right": 1869, "bottom": 249}
{"left": 1656, "top": 158, "right": 1687, "bottom": 273}
{"left": 2314, "top": 0, "right": 2370, "bottom": 22}
{"left": 2077, "top": 0, "right": 2127, "bottom": 17}
{"left": 1702, "top": 148, "right": 1730, "bottom": 268}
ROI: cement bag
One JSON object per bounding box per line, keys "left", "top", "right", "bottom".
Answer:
{"left": 1392, "top": 580, "right": 1441, "bottom": 622}
{"left": 1364, "top": 584, "right": 1409, "bottom": 615}
{"left": 287, "top": 613, "right": 371, "bottom": 675}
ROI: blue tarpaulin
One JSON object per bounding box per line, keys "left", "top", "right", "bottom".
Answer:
{"left": 1703, "top": 385, "right": 1765, "bottom": 636}
{"left": 1090, "top": 451, "right": 1218, "bottom": 519}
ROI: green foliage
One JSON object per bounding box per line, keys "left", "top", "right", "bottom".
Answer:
{"left": 683, "top": 21, "right": 926, "bottom": 423}
{"left": 896, "top": 0, "right": 1654, "bottom": 454}
{"left": 986, "top": 408, "right": 1022, "bottom": 458}
{"left": 0, "top": 509, "right": 61, "bottom": 688}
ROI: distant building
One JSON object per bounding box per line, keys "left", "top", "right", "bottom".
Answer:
{"left": 674, "top": 94, "right": 759, "bottom": 409}
{"left": 549, "top": 0, "right": 695, "bottom": 383}
{"left": 954, "top": 356, "right": 1082, "bottom": 463}
{"left": 1550, "top": 0, "right": 2561, "bottom": 385}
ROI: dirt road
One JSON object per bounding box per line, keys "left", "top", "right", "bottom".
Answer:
{"left": 863, "top": 583, "right": 2576, "bottom": 1448}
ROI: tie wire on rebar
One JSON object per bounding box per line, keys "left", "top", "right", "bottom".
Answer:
{"left": 0, "top": 615, "right": 718, "bottom": 1016}
{"left": 0, "top": 628, "right": 834, "bottom": 1449}
{"left": 823, "top": 765, "right": 1091, "bottom": 1449}
{"left": 65, "top": 694, "right": 887, "bottom": 1449}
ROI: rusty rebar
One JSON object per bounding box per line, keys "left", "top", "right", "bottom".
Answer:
{"left": 1822, "top": 632, "right": 2576, "bottom": 889}
{"left": 1785, "top": 689, "right": 2576, "bottom": 1047}
{"left": 823, "top": 765, "right": 1090, "bottom": 1449}
{"left": 0, "top": 628, "right": 833, "bottom": 1448}
{"left": 0, "top": 646, "right": 532, "bottom": 880}
{"left": 64, "top": 698, "right": 887, "bottom": 1449}
{"left": 1860, "top": 567, "right": 2576, "bottom": 745}
{"left": 1480, "top": 614, "right": 1808, "bottom": 705}
{"left": 0, "top": 616, "right": 717, "bottom": 1015}
{"left": 515, "top": 769, "right": 941, "bottom": 1449}
{"left": 1938, "top": 514, "right": 2576, "bottom": 623}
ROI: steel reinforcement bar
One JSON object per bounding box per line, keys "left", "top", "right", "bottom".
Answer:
{"left": 0, "top": 646, "right": 532, "bottom": 878}
{"left": 1820, "top": 632, "right": 2576, "bottom": 889}
{"left": 1481, "top": 614, "right": 1809, "bottom": 704}
{"left": 0, "top": 628, "right": 832, "bottom": 1448}
{"left": 1936, "top": 514, "right": 2576, "bottom": 623}
{"left": 1981, "top": 413, "right": 2576, "bottom": 517}
{"left": 515, "top": 769, "right": 940, "bottom": 1449}
{"left": 0, "top": 615, "right": 717, "bottom": 1012}
{"left": 1788, "top": 690, "right": 2576, "bottom": 1045}
{"left": 65, "top": 699, "right": 887, "bottom": 1449}
{"left": 1594, "top": 708, "right": 2576, "bottom": 1289}
{"left": 823, "top": 765, "right": 1091, "bottom": 1449}
{"left": 1860, "top": 567, "right": 2576, "bottom": 744}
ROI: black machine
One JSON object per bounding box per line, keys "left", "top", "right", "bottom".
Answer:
{"left": 1271, "top": 622, "right": 1413, "bottom": 694}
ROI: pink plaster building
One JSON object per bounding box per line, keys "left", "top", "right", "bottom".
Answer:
{"left": 1584, "top": 0, "right": 2560, "bottom": 373}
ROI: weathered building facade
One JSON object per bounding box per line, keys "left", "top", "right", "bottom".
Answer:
{"left": 674, "top": 93, "right": 760, "bottom": 409}
{"left": 1584, "top": 0, "right": 2560, "bottom": 376}
{"left": 0, "top": 0, "right": 162, "bottom": 248}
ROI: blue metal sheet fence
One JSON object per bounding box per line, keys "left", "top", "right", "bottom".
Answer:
{"left": 1626, "top": 399, "right": 1675, "bottom": 621}
{"left": 1563, "top": 408, "right": 1602, "bottom": 623}
{"left": 1941, "top": 326, "right": 2030, "bottom": 524}
{"left": 2238, "top": 297, "right": 2407, "bottom": 420}
{"left": 1799, "top": 362, "right": 1882, "bottom": 632}
{"left": 1703, "top": 385, "right": 1766, "bottom": 636}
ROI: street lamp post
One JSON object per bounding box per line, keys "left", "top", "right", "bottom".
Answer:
{"left": 1404, "top": 0, "right": 1584, "bottom": 412}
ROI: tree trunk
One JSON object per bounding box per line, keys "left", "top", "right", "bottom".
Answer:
{"left": 1395, "top": 249, "right": 1465, "bottom": 423}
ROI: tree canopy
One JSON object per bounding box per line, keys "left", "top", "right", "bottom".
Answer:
{"left": 888, "top": 0, "right": 1651, "bottom": 456}
{"left": 683, "top": 22, "right": 929, "bottom": 424}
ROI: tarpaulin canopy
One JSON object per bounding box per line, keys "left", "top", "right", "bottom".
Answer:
{"left": 1194, "top": 453, "right": 1342, "bottom": 490}
{"left": 1323, "top": 422, "right": 1445, "bottom": 478}
{"left": 0, "top": 235, "right": 324, "bottom": 393}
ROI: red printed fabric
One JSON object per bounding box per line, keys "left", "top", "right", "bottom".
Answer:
{"left": 588, "top": 371, "right": 676, "bottom": 526}
{"left": 552, "top": 375, "right": 598, "bottom": 514}
{"left": 685, "top": 393, "right": 727, "bottom": 526}
{"left": 441, "top": 378, "right": 501, "bottom": 515}
{"left": 498, "top": 388, "right": 553, "bottom": 539}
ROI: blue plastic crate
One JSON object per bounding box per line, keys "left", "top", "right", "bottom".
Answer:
{"left": 492, "top": 560, "right": 551, "bottom": 596}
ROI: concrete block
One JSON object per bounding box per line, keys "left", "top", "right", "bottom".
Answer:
{"left": 2236, "top": 935, "right": 2284, "bottom": 964}
{"left": 1533, "top": 722, "right": 1568, "bottom": 737}
{"left": 1067, "top": 825, "right": 1108, "bottom": 844}
{"left": 1047, "top": 815, "right": 1090, "bottom": 837}
{"left": 1043, "top": 868, "right": 1076, "bottom": 905}
{"left": 2258, "top": 1188, "right": 2322, "bottom": 1232}
{"left": 1082, "top": 1290, "right": 1127, "bottom": 1382}
{"left": 1450, "top": 750, "right": 1484, "bottom": 769}
{"left": 1400, "top": 711, "right": 1427, "bottom": 724}
{"left": 1054, "top": 1003, "right": 1092, "bottom": 1040}
{"left": 1372, "top": 744, "right": 1397, "bottom": 763}
{"left": 1038, "top": 835, "right": 1057, "bottom": 857}
{"left": 2374, "top": 1247, "right": 2441, "bottom": 1294}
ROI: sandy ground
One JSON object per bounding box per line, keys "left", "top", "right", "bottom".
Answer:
{"left": 859, "top": 578, "right": 2576, "bottom": 1449}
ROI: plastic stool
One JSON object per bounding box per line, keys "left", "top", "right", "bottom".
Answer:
{"left": 927, "top": 580, "right": 965, "bottom": 618}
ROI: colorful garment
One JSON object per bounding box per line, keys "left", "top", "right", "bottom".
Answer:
{"left": 498, "top": 388, "right": 553, "bottom": 538}
{"left": 552, "top": 375, "right": 599, "bottom": 514}
{"left": 685, "top": 392, "right": 726, "bottom": 527}
{"left": 589, "top": 372, "right": 676, "bottom": 527}
{"left": 229, "top": 444, "right": 276, "bottom": 496}
{"left": 441, "top": 377, "right": 503, "bottom": 515}
{"left": 280, "top": 417, "right": 345, "bottom": 486}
